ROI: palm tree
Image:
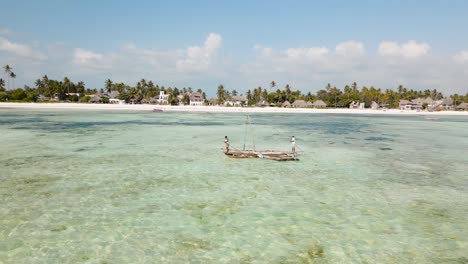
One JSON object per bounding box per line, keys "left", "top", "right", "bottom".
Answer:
{"left": 10, "top": 72, "right": 16, "bottom": 89}
{"left": 270, "top": 80, "right": 276, "bottom": 93}
{"left": 105, "top": 79, "right": 113, "bottom": 95}
{"left": 3, "top": 65, "right": 12, "bottom": 89}
{"left": 63, "top": 77, "right": 71, "bottom": 94}
{"left": 41, "top": 75, "right": 50, "bottom": 96}
{"left": 0, "top": 78, "right": 5, "bottom": 92}
{"left": 76, "top": 81, "right": 85, "bottom": 94}
{"left": 284, "top": 84, "right": 291, "bottom": 101}
{"left": 217, "top": 84, "right": 225, "bottom": 103}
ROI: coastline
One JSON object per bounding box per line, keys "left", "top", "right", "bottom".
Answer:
{"left": 1, "top": 102, "right": 468, "bottom": 116}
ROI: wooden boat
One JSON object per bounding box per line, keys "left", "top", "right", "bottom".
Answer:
{"left": 225, "top": 150, "right": 298, "bottom": 161}
{"left": 224, "top": 115, "right": 300, "bottom": 161}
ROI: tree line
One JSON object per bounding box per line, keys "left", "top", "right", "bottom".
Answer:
{"left": 0, "top": 65, "right": 207, "bottom": 104}
{"left": 1, "top": 65, "right": 467, "bottom": 107}
{"left": 217, "top": 81, "right": 468, "bottom": 108}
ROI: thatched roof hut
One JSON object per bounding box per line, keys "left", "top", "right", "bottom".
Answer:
{"left": 281, "top": 101, "right": 291, "bottom": 108}
{"left": 456, "top": 102, "right": 468, "bottom": 110}
{"left": 89, "top": 95, "right": 101, "bottom": 103}
{"left": 208, "top": 98, "right": 218, "bottom": 106}
{"left": 312, "top": 100, "right": 327, "bottom": 108}
{"left": 292, "top": 100, "right": 307, "bottom": 108}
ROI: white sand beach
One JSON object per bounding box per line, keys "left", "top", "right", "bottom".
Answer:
{"left": 1, "top": 102, "right": 468, "bottom": 115}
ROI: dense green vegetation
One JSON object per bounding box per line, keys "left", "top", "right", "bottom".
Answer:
{"left": 0, "top": 66, "right": 206, "bottom": 104}
{"left": 217, "top": 82, "right": 468, "bottom": 108}
{"left": 1, "top": 64, "right": 467, "bottom": 107}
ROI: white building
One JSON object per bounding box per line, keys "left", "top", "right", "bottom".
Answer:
{"left": 189, "top": 92, "right": 204, "bottom": 106}
{"left": 224, "top": 95, "right": 248, "bottom": 106}
{"left": 350, "top": 101, "right": 365, "bottom": 109}
{"left": 158, "top": 91, "right": 169, "bottom": 104}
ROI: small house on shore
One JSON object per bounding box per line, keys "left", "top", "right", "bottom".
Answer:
{"left": 189, "top": 92, "right": 204, "bottom": 106}
{"left": 312, "top": 100, "right": 327, "bottom": 108}
{"left": 281, "top": 101, "right": 291, "bottom": 108}
{"left": 256, "top": 98, "right": 269, "bottom": 107}
{"left": 291, "top": 100, "right": 307, "bottom": 108}
{"left": 456, "top": 102, "right": 468, "bottom": 111}
{"left": 225, "top": 95, "right": 248, "bottom": 106}
{"left": 208, "top": 98, "right": 218, "bottom": 106}
{"left": 158, "top": 91, "right": 169, "bottom": 104}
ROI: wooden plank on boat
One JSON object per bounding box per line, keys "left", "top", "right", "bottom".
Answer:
{"left": 225, "top": 150, "right": 298, "bottom": 161}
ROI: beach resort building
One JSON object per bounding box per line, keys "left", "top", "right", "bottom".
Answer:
{"left": 89, "top": 94, "right": 102, "bottom": 103}
{"left": 438, "top": 98, "right": 454, "bottom": 110}
{"left": 456, "top": 102, "right": 468, "bottom": 111}
{"left": 256, "top": 98, "right": 269, "bottom": 107}
{"left": 208, "top": 98, "right": 219, "bottom": 106}
{"left": 189, "top": 92, "right": 204, "bottom": 106}
{"left": 157, "top": 91, "right": 169, "bottom": 104}
{"left": 291, "top": 100, "right": 307, "bottom": 108}
{"left": 109, "top": 91, "right": 125, "bottom": 104}
{"left": 281, "top": 101, "right": 291, "bottom": 108}
{"left": 312, "top": 100, "right": 327, "bottom": 108}
{"left": 37, "top": 94, "right": 49, "bottom": 101}
{"left": 224, "top": 95, "right": 248, "bottom": 106}
{"left": 350, "top": 101, "right": 365, "bottom": 109}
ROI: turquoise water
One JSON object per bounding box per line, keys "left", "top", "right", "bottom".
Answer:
{"left": 0, "top": 109, "right": 467, "bottom": 263}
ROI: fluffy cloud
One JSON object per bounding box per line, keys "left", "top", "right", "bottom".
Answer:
{"left": 0, "top": 37, "right": 47, "bottom": 60}
{"left": 176, "top": 33, "right": 222, "bottom": 72}
{"left": 72, "top": 48, "right": 103, "bottom": 66}
{"left": 453, "top": 51, "right": 468, "bottom": 64}
{"left": 286, "top": 47, "right": 329, "bottom": 62}
{"left": 1, "top": 33, "right": 467, "bottom": 95}
{"left": 71, "top": 33, "right": 223, "bottom": 76}
{"left": 378, "top": 40, "right": 430, "bottom": 58}
{"left": 239, "top": 40, "right": 467, "bottom": 95}
{"left": 245, "top": 40, "right": 366, "bottom": 76}
{"left": 335, "top": 41, "right": 365, "bottom": 57}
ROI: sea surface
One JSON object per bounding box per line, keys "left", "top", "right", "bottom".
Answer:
{"left": 0, "top": 109, "right": 467, "bottom": 263}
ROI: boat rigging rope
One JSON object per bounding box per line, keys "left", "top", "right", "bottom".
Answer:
{"left": 243, "top": 114, "right": 256, "bottom": 151}
{"left": 249, "top": 115, "right": 256, "bottom": 151}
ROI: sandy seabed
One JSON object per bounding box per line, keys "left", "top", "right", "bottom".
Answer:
{"left": 1, "top": 102, "right": 467, "bottom": 116}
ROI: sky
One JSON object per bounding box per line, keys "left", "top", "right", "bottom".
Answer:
{"left": 1, "top": 0, "right": 468, "bottom": 96}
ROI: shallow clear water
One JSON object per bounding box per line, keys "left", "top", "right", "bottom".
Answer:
{"left": 0, "top": 109, "right": 467, "bottom": 263}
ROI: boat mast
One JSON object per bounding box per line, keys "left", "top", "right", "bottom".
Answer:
{"left": 243, "top": 114, "right": 256, "bottom": 151}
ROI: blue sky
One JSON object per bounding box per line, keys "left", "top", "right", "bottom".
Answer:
{"left": 1, "top": 0, "right": 468, "bottom": 95}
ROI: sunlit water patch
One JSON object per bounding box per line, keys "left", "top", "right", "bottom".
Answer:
{"left": 0, "top": 109, "right": 467, "bottom": 263}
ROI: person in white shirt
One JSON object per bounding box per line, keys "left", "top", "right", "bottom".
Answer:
{"left": 290, "top": 136, "right": 296, "bottom": 153}
{"left": 224, "top": 136, "right": 230, "bottom": 152}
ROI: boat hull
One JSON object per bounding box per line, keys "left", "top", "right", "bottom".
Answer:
{"left": 225, "top": 150, "right": 298, "bottom": 161}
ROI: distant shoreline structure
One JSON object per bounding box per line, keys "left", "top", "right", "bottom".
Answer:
{"left": 1, "top": 102, "right": 468, "bottom": 116}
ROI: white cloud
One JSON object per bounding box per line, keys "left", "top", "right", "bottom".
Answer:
{"left": 286, "top": 47, "right": 329, "bottom": 62}
{"left": 453, "top": 51, "right": 468, "bottom": 64}
{"left": 254, "top": 45, "right": 273, "bottom": 57}
{"left": 1, "top": 33, "right": 467, "bottom": 95}
{"left": 72, "top": 48, "right": 103, "bottom": 66}
{"left": 70, "top": 33, "right": 224, "bottom": 79}
{"left": 335, "top": 41, "right": 365, "bottom": 57}
{"left": 0, "top": 37, "right": 47, "bottom": 60}
{"left": 176, "top": 33, "right": 222, "bottom": 72}
{"left": 378, "top": 40, "right": 430, "bottom": 58}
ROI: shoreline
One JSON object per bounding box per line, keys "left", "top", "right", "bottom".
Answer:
{"left": 1, "top": 102, "right": 468, "bottom": 116}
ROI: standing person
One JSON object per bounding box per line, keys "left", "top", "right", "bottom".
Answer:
{"left": 224, "top": 136, "right": 230, "bottom": 152}
{"left": 290, "top": 136, "right": 296, "bottom": 153}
